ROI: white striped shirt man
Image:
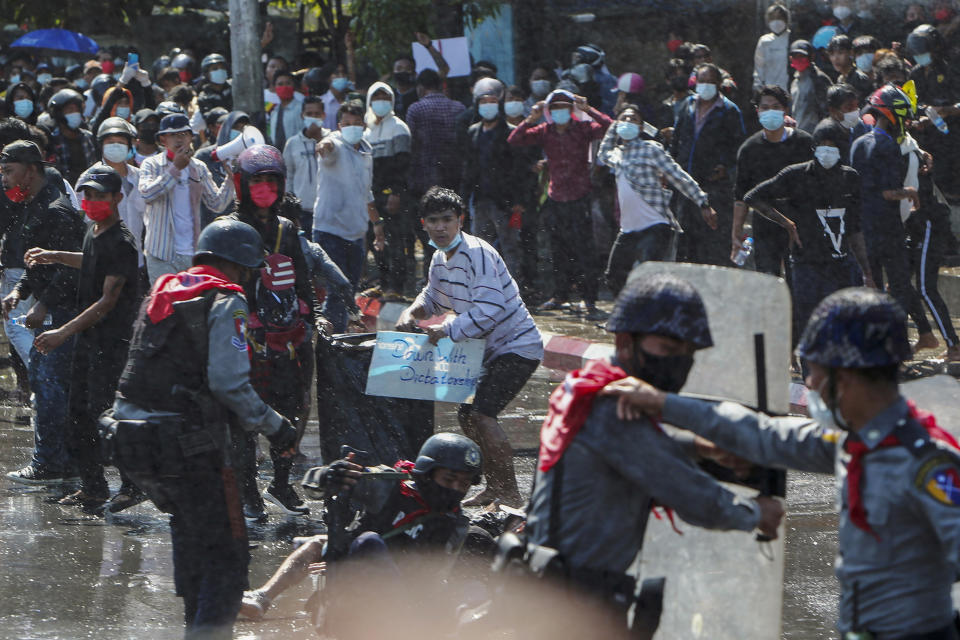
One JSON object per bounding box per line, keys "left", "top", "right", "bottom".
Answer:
{"left": 414, "top": 232, "right": 543, "bottom": 363}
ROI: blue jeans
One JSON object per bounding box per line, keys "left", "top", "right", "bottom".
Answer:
{"left": 314, "top": 231, "right": 363, "bottom": 333}
{"left": 28, "top": 307, "right": 76, "bottom": 474}
{"left": 2, "top": 268, "right": 35, "bottom": 366}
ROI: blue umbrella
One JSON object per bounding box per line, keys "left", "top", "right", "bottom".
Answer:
{"left": 10, "top": 28, "right": 99, "bottom": 55}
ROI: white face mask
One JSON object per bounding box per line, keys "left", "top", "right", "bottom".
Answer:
{"left": 103, "top": 142, "right": 130, "bottom": 164}
{"left": 768, "top": 19, "right": 787, "bottom": 34}
{"left": 815, "top": 145, "right": 841, "bottom": 169}
{"left": 833, "top": 4, "right": 852, "bottom": 21}
{"left": 807, "top": 380, "right": 847, "bottom": 430}
{"left": 695, "top": 82, "right": 717, "bottom": 101}
{"left": 841, "top": 110, "right": 860, "bottom": 130}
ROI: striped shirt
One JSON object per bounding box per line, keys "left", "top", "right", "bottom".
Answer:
{"left": 138, "top": 153, "right": 235, "bottom": 261}
{"left": 415, "top": 233, "right": 543, "bottom": 363}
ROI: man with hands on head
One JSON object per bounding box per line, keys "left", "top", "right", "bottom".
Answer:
{"left": 604, "top": 287, "right": 960, "bottom": 640}
{"left": 396, "top": 187, "right": 542, "bottom": 508}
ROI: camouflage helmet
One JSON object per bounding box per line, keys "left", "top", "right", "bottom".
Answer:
{"left": 606, "top": 273, "right": 713, "bottom": 350}
{"left": 795, "top": 288, "right": 910, "bottom": 368}
{"left": 413, "top": 433, "right": 483, "bottom": 484}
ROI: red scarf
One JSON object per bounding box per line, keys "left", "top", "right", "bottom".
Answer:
{"left": 844, "top": 401, "right": 960, "bottom": 539}
{"left": 392, "top": 460, "right": 434, "bottom": 528}
{"left": 146, "top": 265, "right": 245, "bottom": 323}
{"left": 539, "top": 360, "right": 682, "bottom": 534}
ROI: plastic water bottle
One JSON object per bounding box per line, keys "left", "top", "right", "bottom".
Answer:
{"left": 926, "top": 106, "right": 949, "bottom": 134}
{"left": 733, "top": 237, "right": 753, "bottom": 266}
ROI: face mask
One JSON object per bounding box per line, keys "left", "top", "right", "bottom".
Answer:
{"left": 393, "top": 71, "right": 415, "bottom": 86}
{"left": 841, "top": 110, "right": 860, "bottom": 130}
{"left": 75, "top": 78, "right": 89, "bottom": 90}
{"left": 807, "top": 381, "right": 848, "bottom": 430}
{"left": 103, "top": 142, "right": 130, "bottom": 164}
{"left": 8, "top": 74, "right": 19, "bottom": 85}
{"left": 371, "top": 99, "right": 392, "bottom": 117}
{"left": 616, "top": 121, "right": 640, "bottom": 140}
{"left": 331, "top": 77, "right": 349, "bottom": 92}
{"left": 504, "top": 101, "right": 524, "bottom": 118}
{"left": 415, "top": 477, "right": 465, "bottom": 512}
{"left": 670, "top": 76, "right": 690, "bottom": 92}
{"left": 913, "top": 53, "right": 932, "bottom": 68}
{"left": 82, "top": 199, "right": 113, "bottom": 222}
{"left": 833, "top": 5, "right": 852, "bottom": 20}
{"left": 858, "top": 10, "right": 873, "bottom": 20}
{"left": 769, "top": 19, "right": 787, "bottom": 34}
{"left": 478, "top": 102, "right": 500, "bottom": 121}
{"left": 65, "top": 112, "right": 83, "bottom": 129}
{"left": 814, "top": 145, "right": 841, "bottom": 168}
{"left": 855, "top": 53, "right": 874, "bottom": 72}
{"left": 228, "top": 128, "right": 241, "bottom": 141}
{"left": 550, "top": 108, "right": 571, "bottom": 125}
{"left": 275, "top": 85, "right": 295, "bottom": 101}
{"left": 530, "top": 79, "right": 551, "bottom": 97}
{"left": 302, "top": 116, "right": 323, "bottom": 131}
{"left": 13, "top": 99, "right": 33, "bottom": 118}
{"left": 758, "top": 109, "right": 785, "bottom": 130}
{"left": 101, "top": 60, "right": 116, "bottom": 75}
{"left": 428, "top": 232, "right": 463, "bottom": 252}
{"left": 209, "top": 69, "right": 228, "bottom": 85}
{"left": 248, "top": 181, "right": 279, "bottom": 208}
{"left": 115, "top": 106, "right": 131, "bottom": 120}
{"left": 340, "top": 125, "right": 364, "bottom": 145}
{"left": 695, "top": 82, "right": 717, "bottom": 101}
{"left": 667, "top": 38, "right": 684, "bottom": 53}
{"left": 632, "top": 344, "right": 695, "bottom": 394}
{"left": 178, "top": 70, "right": 191, "bottom": 83}
{"left": 790, "top": 57, "right": 811, "bottom": 72}
{"left": 139, "top": 127, "right": 158, "bottom": 144}
{"left": 37, "top": 73, "right": 52, "bottom": 85}
{"left": 5, "top": 185, "right": 28, "bottom": 203}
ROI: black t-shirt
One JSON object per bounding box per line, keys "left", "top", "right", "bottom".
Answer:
{"left": 475, "top": 126, "right": 497, "bottom": 198}
{"left": 743, "top": 160, "right": 862, "bottom": 264}
{"left": 734, "top": 128, "right": 814, "bottom": 200}
{"left": 78, "top": 220, "right": 140, "bottom": 349}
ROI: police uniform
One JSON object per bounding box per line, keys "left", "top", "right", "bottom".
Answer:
{"left": 109, "top": 220, "right": 290, "bottom": 638}
{"left": 657, "top": 288, "right": 960, "bottom": 639}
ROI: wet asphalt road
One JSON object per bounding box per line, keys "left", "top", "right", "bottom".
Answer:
{"left": 0, "top": 359, "right": 841, "bottom": 639}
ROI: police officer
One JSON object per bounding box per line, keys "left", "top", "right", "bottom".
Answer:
{"left": 524, "top": 273, "right": 784, "bottom": 637}
{"left": 196, "top": 53, "right": 232, "bottom": 112}
{"left": 242, "top": 433, "right": 489, "bottom": 622}
{"left": 604, "top": 287, "right": 960, "bottom": 639}
{"left": 108, "top": 218, "right": 297, "bottom": 639}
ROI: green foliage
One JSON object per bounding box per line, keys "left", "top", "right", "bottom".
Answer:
{"left": 0, "top": 0, "right": 227, "bottom": 32}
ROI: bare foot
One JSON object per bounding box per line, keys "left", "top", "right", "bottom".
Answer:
{"left": 913, "top": 332, "right": 939, "bottom": 355}
{"left": 941, "top": 345, "right": 960, "bottom": 362}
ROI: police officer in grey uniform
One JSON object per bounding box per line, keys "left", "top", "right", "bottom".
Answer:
{"left": 107, "top": 218, "right": 297, "bottom": 640}
{"left": 604, "top": 287, "right": 960, "bottom": 640}
{"left": 524, "top": 274, "right": 784, "bottom": 637}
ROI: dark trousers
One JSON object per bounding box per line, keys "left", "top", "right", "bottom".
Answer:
{"left": 519, "top": 200, "right": 541, "bottom": 293}
{"left": 867, "top": 233, "right": 933, "bottom": 335}
{"left": 677, "top": 182, "right": 734, "bottom": 266}
{"left": 315, "top": 231, "right": 364, "bottom": 333}
{"left": 753, "top": 216, "right": 791, "bottom": 277}
{"left": 604, "top": 224, "right": 676, "bottom": 297}
{"left": 910, "top": 218, "right": 959, "bottom": 347}
{"left": 29, "top": 307, "right": 76, "bottom": 474}
{"left": 792, "top": 259, "right": 858, "bottom": 348}
{"left": 68, "top": 339, "right": 131, "bottom": 495}
{"left": 370, "top": 207, "right": 409, "bottom": 292}
{"left": 545, "top": 196, "right": 599, "bottom": 304}
{"left": 168, "top": 463, "right": 249, "bottom": 639}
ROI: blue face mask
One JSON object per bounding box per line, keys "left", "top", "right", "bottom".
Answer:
{"left": 209, "top": 69, "right": 228, "bottom": 85}
{"left": 340, "top": 125, "right": 364, "bottom": 145}
{"left": 504, "top": 101, "right": 524, "bottom": 118}
{"left": 65, "top": 112, "right": 83, "bottom": 130}
{"left": 615, "top": 121, "right": 640, "bottom": 140}
{"left": 370, "top": 99, "right": 392, "bottom": 118}
{"left": 8, "top": 74, "right": 20, "bottom": 85}
{"left": 229, "top": 129, "right": 241, "bottom": 141}
{"left": 478, "top": 102, "right": 500, "bottom": 121}
{"left": 331, "top": 77, "right": 350, "bottom": 92}
{"left": 855, "top": 53, "right": 874, "bottom": 72}
{"left": 37, "top": 73, "right": 52, "bottom": 85}
{"left": 758, "top": 109, "right": 785, "bottom": 131}
{"left": 13, "top": 99, "right": 33, "bottom": 118}
{"left": 550, "top": 108, "right": 571, "bottom": 125}
{"left": 115, "top": 106, "right": 131, "bottom": 120}
{"left": 303, "top": 116, "right": 323, "bottom": 131}
{"left": 428, "top": 232, "right": 463, "bottom": 252}
{"left": 913, "top": 52, "right": 932, "bottom": 67}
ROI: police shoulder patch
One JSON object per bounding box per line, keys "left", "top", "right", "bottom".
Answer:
{"left": 231, "top": 308, "right": 249, "bottom": 352}
{"left": 914, "top": 454, "right": 960, "bottom": 507}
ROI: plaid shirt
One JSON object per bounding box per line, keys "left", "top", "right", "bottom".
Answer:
{"left": 597, "top": 125, "right": 708, "bottom": 227}
{"left": 406, "top": 92, "right": 465, "bottom": 193}
{"left": 51, "top": 128, "right": 97, "bottom": 185}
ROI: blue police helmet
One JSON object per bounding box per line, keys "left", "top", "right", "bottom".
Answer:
{"left": 413, "top": 433, "right": 483, "bottom": 484}
{"left": 606, "top": 273, "right": 713, "bottom": 350}
{"left": 795, "top": 287, "right": 911, "bottom": 368}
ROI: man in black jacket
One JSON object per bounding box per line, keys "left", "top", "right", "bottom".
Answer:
{"left": 460, "top": 78, "right": 521, "bottom": 273}
{"left": 1, "top": 140, "right": 86, "bottom": 484}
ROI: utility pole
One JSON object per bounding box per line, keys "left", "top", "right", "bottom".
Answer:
{"left": 229, "top": 0, "right": 263, "bottom": 115}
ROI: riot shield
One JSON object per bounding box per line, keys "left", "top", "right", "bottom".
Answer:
{"left": 626, "top": 262, "right": 791, "bottom": 639}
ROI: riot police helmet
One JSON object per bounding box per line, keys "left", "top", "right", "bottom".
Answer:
{"left": 193, "top": 218, "right": 264, "bottom": 269}
{"left": 606, "top": 273, "right": 713, "bottom": 350}
{"left": 412, "top": 433, "right": 483, "bottom": 484}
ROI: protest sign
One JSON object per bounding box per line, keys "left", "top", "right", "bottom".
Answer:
{"left": 365, "top": 331, "right": 485, "bottom": 403}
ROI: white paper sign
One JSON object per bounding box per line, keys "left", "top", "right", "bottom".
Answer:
{"left": 365, "top": 331, "right": 485, "bottom": 403}
{"left": 412, "top": 37, "right": 472, "bottom": 78}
